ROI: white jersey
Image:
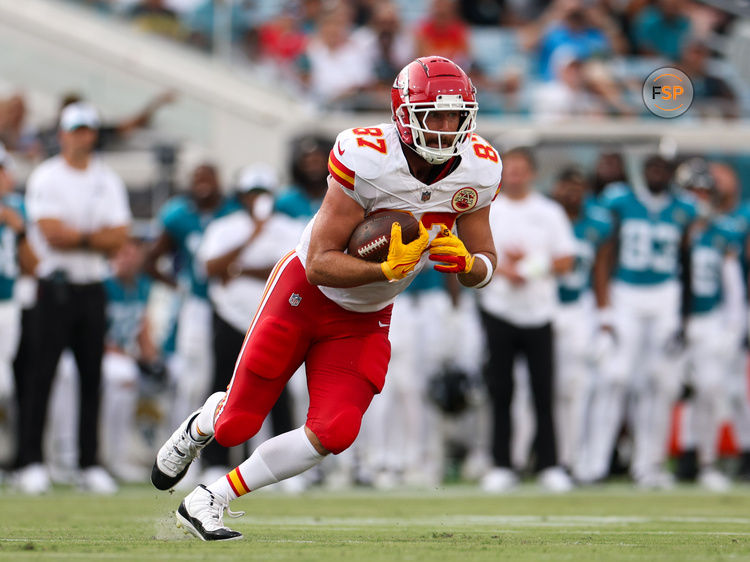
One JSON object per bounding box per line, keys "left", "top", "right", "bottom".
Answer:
{"left": 296, "top": 123, "right": 503, "bottom": 312}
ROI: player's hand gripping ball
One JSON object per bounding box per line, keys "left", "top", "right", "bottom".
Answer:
{"left": 429, "top": 227, "right": 475, "bottom": 274}
{"left": 347, "top": 210, "right": 421, "bottom": 262}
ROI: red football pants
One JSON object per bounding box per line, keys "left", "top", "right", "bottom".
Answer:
{"left": 214, "top": 252, "right": 392, "bottom": 454}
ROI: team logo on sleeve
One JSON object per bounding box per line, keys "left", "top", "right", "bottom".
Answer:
{"left": 451, "top": 187, "right": 478, "bottom": 212}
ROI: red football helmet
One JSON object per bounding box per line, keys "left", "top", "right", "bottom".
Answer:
{"left": 391, "top": 56, "right": 478, "bottom": 164}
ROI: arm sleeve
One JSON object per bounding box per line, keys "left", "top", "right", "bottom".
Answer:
{"left": 328, "top": 130, "right": 368, "bottom": 208}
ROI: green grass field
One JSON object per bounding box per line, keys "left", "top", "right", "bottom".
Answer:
{"left": 1, "top": 483, "right": 749, "bottom": 561}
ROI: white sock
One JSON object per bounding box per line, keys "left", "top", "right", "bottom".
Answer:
{"left": 189, "top": 391, "right": 225, "bottom": 441}
{"left": 206, "top": 426, "right": 324, "bottom": 500}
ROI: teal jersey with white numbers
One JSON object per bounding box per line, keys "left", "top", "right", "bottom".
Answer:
{"left": 689, "top": 218, "right": 740, "bottom": 314}
{"left": 158, "top": 196, "right": 240, "bottom": 299}
{"left": 599, "top": 183, "right": 697, "bottom": 285}
{"left": 0, "top": 194, "right": 25, "bottom": 301}
{"left": 104, "top": 274, "right": 152, "bottom": 355}
{"left": 558, "top": 204, "right": 613, "bottom": 303}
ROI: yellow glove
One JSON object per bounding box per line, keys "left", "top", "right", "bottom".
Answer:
{"left": 429, "top": 227, "right": 475, "bottom": 274}
{"left": 381, "top": 221, "right": 429, "bottom": 281}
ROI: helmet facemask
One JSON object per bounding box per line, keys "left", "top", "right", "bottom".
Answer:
{"left": 396, "top": 94, "right": 478, "bottom": 164}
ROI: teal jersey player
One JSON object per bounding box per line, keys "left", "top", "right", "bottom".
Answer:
{"left": 274, "top": 187, "right": 322, "bottom": 220}
{"left": 158, "top": 195, "right": 239, "bottom": 299}
{"left": 599, "top": 182, "right": 697, "bottom": 285}
{"left": 104, "top": 273, "right": 152, "bottom": 356}
{"left": 558, "top": 204, "right": 612, "bottom": 303}
{"left": 0, "top": 193, "right": 25, "bottom": 300}
{"left": 689, "top": 217, "right": 741, "bottom": 314}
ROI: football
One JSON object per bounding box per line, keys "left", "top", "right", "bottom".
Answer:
{"left": 347, "top": 210, "right": 420, "bottom": 263}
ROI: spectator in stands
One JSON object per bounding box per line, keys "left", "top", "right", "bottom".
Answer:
{"left": 521, "top": 0, "right": 626, "bottom": 80}
{"left": 632, "top": 0, "right": 692, "bottom": 61}
{"left": 677, "top": 38, "right": 738, "bottom": 119}
{"left": 353, "top": 1, "right": 415, "bottom": 108}
{"left": 275, "top": 134, "right": 332, "bottom": 220}
{"left": 414, "top": 0, "right": 473, "bottom": 71}
{"left": 255, "top": 4, "right": 308, "bottom": 76}
{"left": 361, "top": 0, "right": 388, "bottom": 25}
{"left": 459, "top": 0, "right": 559, "bottom": 27}
{"left": 0, "top": 94, "right": 41, "bottom": 159}
{"left": 196, "top": 164, "right": 303, "bottom": 485}
{"left": 298, "top": 0, "right": 324, "bottom": 34}
{"left": 184, "top": 0, "right": 252, "bottom": 54}
{"left": 16, "top": 102, "right": 132, "bottom": 495}
{"left": 459, "top": 0, "right": 503, "bottom": 26}
{"left": 128, "top": 0, "right": 186, "bottom": 40}
{"left": 299, "top": 4, "right": 375, "bottom": 109}
{"left": 38, "top": 90, "right": 177, "bottom": 158}
{"left": 532, "top": 48, "right": 607, "bottom": 121}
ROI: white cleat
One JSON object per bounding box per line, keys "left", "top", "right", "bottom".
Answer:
{"left": 176, "top": 485, "right": 244, "bottom": 541}
{"left": 79, "top": 466, "right": 118, "bottom": 494}
{"left": 635, "top": 470, "right": 676, "bottom": 490}
{"left": 538, "top": 466, "right": 574, "bottom": 493}
{"left": 698, "top": 468, "right": 731, "bottom": 492}
{"left": 16, "top": 463, "right": 51, "bottom": 495}
{"left": 151, "top": 409, "right": 211, "bottom": 490}
{"left": 480, "top": 467, "right": 519, "bottom": 493}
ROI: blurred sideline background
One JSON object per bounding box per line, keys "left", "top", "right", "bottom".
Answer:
{"left": 2, "top": 0, "right": 750, "bottom": 221}
{"left": 2, "top": 0, "right": 750, "bottom": 492}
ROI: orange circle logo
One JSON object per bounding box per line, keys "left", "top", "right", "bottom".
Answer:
{"left": 642, "top": 67, "right": 694, "bottom": 118}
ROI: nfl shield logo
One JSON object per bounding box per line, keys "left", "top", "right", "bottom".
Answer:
{"left": 421, "top": 190, "right": 432, "bottom": 202}
{"left": 289, "top": 293, "right": 302, "bottom": 307}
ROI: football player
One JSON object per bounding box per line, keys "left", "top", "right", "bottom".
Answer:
{"left": 0, "top": 144, "right": 33, "bottom": 413}
{"left": 551, "top": 167, "right": 612, "bottom": 482}
{"left": 143, "top": 164, "right": 239, "bottom": 434}
{"left": 150, "top": 56, "right": 501, "bottom": 541}
{"left": 100, "top": 238, "right": 155, "bottom": 482}
{"left": 709, "top": 162, "right": 750, "bottom": 480}
{"left": 675, "top": 158, "right": 743, "bottom": 491}
{"left": 590, "top": 155, "right": 698, "bottom": 488}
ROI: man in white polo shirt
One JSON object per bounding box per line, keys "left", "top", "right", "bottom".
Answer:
{"left": 16, "top": 102, "right": 132, "bottom": 494}
{"left": 478, "top": 147, "right": 576, "bottom": 493}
